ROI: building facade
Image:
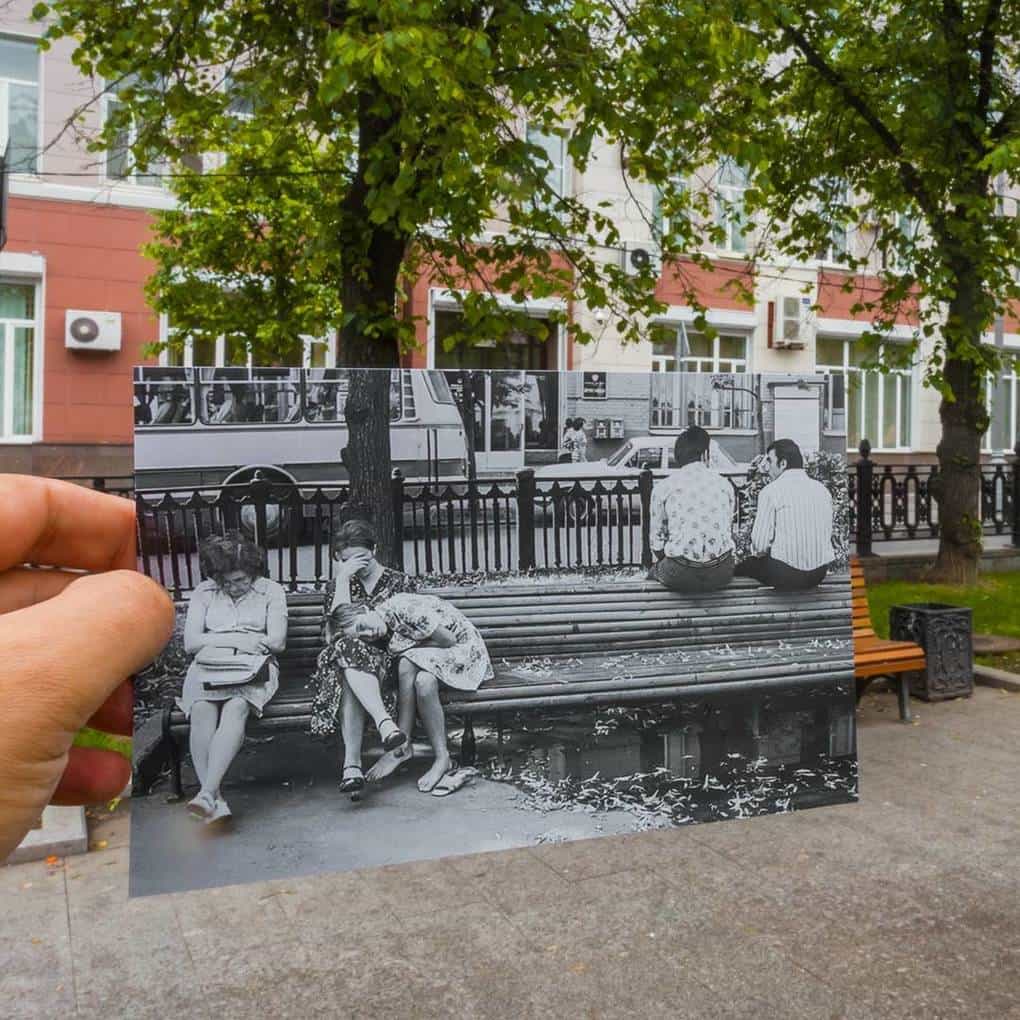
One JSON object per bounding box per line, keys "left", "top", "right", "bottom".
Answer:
{"left": 2, "top": 5, "right": 1018, "bottom": 478}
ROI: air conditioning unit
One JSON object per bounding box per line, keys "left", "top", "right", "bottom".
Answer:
{"left": 65, "top": 310, "right": 122, "bottom": 352}
{"left": 621, "top": 243, "right": 662, "bottom": 277}
{"left": 770, "top": 296, "right": 812, "bottom": 350}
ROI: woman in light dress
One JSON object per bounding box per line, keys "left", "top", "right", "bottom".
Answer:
{"left": 309, "top": 519, "right": 417, "bottom": 794}
{"left": 333, "top": 591, "right": 493, "bottom": 793}
{"left": 178, "top": 532, "right": 287, "bottom": 823}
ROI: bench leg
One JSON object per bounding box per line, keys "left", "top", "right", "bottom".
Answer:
{"left": 496, "top": 713, "right": 504, "bottom": 756}
{"left": 162, "top": 708, "right": 185, "bottom": 800}
{"left": 897, "top": 675, "right": 912, "bottom": 723}
{"left": 460, "top": 717, "right": 477, "bottom": 767}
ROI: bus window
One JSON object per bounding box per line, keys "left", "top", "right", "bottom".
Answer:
{"left": 197, "top": 368, "right": 301, "bottom": 425}
{"left": 305, "top": 369, "right": 412, "bottom": 423}
{"left": 425, "top": 370, "right": 455, "bottom": 405}
{"left": 133, "top": 367, "right": 194, "bottom": 427}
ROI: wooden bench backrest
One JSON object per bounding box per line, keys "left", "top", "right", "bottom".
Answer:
{"left": 268, "top": 575, "right": 853, "bottom": 683}
{"left": 850, "top": 558, "right": 877, "bottom": 640}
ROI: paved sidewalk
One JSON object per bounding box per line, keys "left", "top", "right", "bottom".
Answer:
{"left": 3, "top": 685, "right": 1019, "bottom": 1020}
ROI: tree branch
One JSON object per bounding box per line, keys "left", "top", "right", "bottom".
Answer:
{"left": 779, "top": 18, "right": 943, "bottom": 236}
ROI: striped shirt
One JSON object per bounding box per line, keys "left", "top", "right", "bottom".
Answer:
{"left": 751, "top": 469, "right": 834, "bottom": 571}
{"left": 650, "top": 462, "right": 736, "bottom": 562}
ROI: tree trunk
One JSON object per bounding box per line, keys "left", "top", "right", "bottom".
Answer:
{"left": 929, "top": 277, "right": 989, "bottom": 585}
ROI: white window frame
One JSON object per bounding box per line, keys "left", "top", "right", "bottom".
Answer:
{"left": 811, "top": 181, "right": 853, "bottom": 266}
{"left": 714, "top": 160, "right": 750, "bottom": 254}
{"left": 525, "top": 123, "right": 569, "bottom": 205}
{"left": 102, "top": 86, "right": 167, "bottom": 189}
{"left": 0, "top": 264, "right": 44, "bottom": 444}
{"left": 157, "top": 314, "right": 336, "bottom": 368}
{"left": 984, "top": 358, "right": 1019, "bottom": 453}
{"left": 651, "top": 323, "right": 750, "bottom": 375}
{"left": 651, "top": 174, "right": 686, "bottom": 240}
{"left": 0, "top": 31, "right": 42, "bottom": 176}
{"left": 816, "top": 335, "right": 915, "bottom": 451}
{"left": 882, "top": 212, "right": 919, "bottom": 273}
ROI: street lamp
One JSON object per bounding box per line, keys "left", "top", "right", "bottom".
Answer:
{"left": 712, "top": 378, "right": 766, "bottom": 455}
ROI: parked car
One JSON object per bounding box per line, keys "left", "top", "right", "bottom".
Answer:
{"left": 535, "top": 435, "right": 750, "bottom": 523}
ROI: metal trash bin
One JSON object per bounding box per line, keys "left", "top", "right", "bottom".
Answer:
{"left": 889, "top": 603, "right": 973, "bottom": 702}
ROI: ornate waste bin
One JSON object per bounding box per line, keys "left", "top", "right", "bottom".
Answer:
{"left": 889, "top": 603, "right": 973, "bottom": 701}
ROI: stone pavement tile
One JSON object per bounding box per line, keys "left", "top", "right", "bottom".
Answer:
{"left": 292, "top": 928, "right": 479, "bottom": 1019}
{"left": 360, "top": 855, "right": 493, "bottom": 918}
{"left": 173, "top": 876, "right": 297, "bottom": 959}
{"left": 0, "top": 859, "right": 70, "bottom": 930}
{"left": 65, "top": 848, "right": 210, "bottom": 1019}
{"left": 529, "top": 829, "right": 683, "bottom": 882}
{"left": 669, "top": 931, "right": 865, "bottom": 1020}
{"left": 767, "top": 925, "right": 1020, "bottom": 1020}
{"left": 0, "top": 909, "right": 75, "bottom": 1020}
{"left": 272, "top": 869, "right": 401, "bottom": 942}
{"left": 443, "top": 846, "right": 579, "bottom": 917}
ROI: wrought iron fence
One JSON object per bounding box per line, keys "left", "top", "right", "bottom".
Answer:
{"left": 117, "top": 438, "right": 1020, "bottom": 597}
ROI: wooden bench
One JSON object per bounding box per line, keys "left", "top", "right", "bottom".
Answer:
{"left": 158, "top": 574, "right": 855, "bottom": 797}
{"left": 851, "top": 557, "right": 926, "bottom": 721}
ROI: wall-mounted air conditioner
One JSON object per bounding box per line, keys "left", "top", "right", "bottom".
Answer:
{"left": 65, "top": 310, "right": 122, "bottom": 352}
{"left": 621, "top": 243, "right": 662, "bottom": 277}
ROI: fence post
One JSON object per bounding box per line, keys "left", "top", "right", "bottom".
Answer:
{"left": 391, "top": 469, "right": 405, "bottom": 572}
{"left": 1013, "top": 440, "right": 1020, "bottom": 548}
{"left": 639, "top": 467, "right": 654, "bottom": 570}
{"left": 249, "top": 470, "right": 271, "bottom": 553}
{"left": 855, "top": 440, "right": 875, "bottom": 557}
{"left": 516, "top": 468, "right": 536, "bottom": 572}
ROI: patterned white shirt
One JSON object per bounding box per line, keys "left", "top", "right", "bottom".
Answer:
{"left": 751, "top": 468, "right": 834, "bottom": 571}
{"left": 650, "top": 462, "right": 736, "bottom": 562}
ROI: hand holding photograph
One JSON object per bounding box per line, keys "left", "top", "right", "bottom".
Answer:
{"left": 131, "top": 368, "right": 854, "bottom": 897}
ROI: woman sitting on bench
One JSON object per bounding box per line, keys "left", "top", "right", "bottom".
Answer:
{"left": 309, "top": 519, "right": 418, "bottom": 795}
{"left": 333, "top": 592, "right": 494, "bottom": 795}
{"left": 179, "top": 532, "right": 288, "bottom": 823}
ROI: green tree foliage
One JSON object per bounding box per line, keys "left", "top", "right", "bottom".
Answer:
{"left": 34, "top": 0, "right": 674, "bottom": 562}
{"left": 615, "top": 0, "right": 1020, "bottom": 581}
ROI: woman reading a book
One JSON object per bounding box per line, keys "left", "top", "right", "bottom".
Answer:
{"left": 178, "top": 532, "right": 288, "bottom": 823}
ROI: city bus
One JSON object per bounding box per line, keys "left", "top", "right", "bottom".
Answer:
{"left": 133, "top": 366, "right": 468, "bottom": 492}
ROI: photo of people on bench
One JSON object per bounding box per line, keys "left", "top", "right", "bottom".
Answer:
{"left": 648, "top": 428, "right": 835, "bottom": 594}
{"left": 131, "top": 368, "right": 855, "bottom": 898}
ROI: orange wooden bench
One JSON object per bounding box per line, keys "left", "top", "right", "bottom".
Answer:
{"left": 852, "top": 557, "right": 926, "bottom": 721}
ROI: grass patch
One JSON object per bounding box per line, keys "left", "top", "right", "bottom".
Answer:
{"left": 73, "top": 727, "right": 131, "bottom": 760}
{"left": 865, "top": 571, "right": 1020, "bottom": 641}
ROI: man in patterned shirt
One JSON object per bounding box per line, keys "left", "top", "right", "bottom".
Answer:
{"left": 647, "top": 426, "right": 737, "bottom": 593}
{"left": 735, "top": 438, "right": 834, "bottom": 590}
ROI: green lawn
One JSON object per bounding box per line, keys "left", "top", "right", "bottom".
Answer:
{"left": 866, "top": 571, "right": 1020, "bottom": 640}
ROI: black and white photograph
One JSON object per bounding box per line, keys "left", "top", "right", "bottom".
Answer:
{"left": 130, "top": 368, "right": 854, "bottom": 897}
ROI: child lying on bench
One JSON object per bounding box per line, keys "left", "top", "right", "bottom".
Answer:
{"left": 334, "top": 593, "right": 494, "bottom": 794}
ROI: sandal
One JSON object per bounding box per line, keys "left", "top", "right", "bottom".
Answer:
{"left": 339, "top": 765, "right": 366, "bottom": 794}
{"left": 378, "top": 718, "right": 408, "bottom": 752}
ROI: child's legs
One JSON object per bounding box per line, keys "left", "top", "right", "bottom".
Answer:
{"left": 413, "top": 671, "right": 450, "bottom": 760}
{"left": 396, "top": 658, "right": 418, "bottom": 738}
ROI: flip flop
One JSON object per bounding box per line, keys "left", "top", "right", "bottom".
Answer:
{"left": 431, "top": 768, "right": 477, "bottom": 798}
{"left": 379, "top": 720, "right": 408, "bottom": 752}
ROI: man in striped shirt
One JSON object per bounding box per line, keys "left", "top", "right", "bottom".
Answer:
{"left": 735, "top": 438, "right": 834, "bottom": 591}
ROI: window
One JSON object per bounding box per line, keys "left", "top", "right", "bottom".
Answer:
{"left": 652, "top": 326, "right": 748, "bottom": 374}
{"left": 105, "top": 77, "right": 166, "bottom": 187}
{"left": 0, "top": 281, "right": 37, "bottom": 438}
{"left": 223, "top": 74, "right": 254, "bottom": 120}
{"left": 159, "top": 316, "right": 334, "bottom": 368}
{"left": 0, "top": 34, "right": 40, "bottom": 173}
{"left": 651, "top": 175, "right": 686, "bottom": 240}
{"left": 985, "top": 360, "right": 1019, "bottom": 452}
{"left": 882, "top": 212, "right": 919, "bottom": 273}
{"left": 526, "top": 124, "right": 567, "bottom": 207}
{"left": 714, "top": 160, "right": 750, "bottom": 253}
{"left": 816, "top": 336, "right": 913, "bottom": 449}
{"left": 812, "top": 182, "right": 851, "bottom": 264}
{"left": 650, "top": 327, "right": 753, "bottom": 430}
